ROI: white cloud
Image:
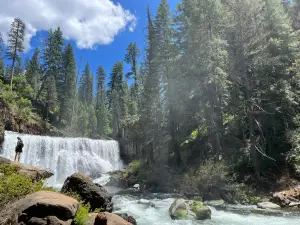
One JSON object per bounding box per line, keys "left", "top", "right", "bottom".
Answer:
{"left": 0, "top": 0, "right": 137, "bottom": 50}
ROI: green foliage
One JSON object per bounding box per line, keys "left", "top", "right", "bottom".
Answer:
{"left": 73, "top": 203, "right": 90, "bottom": 225}
{"left": 0, "top": 164, "right": 45, "bottom": 207}
{"left": 182, "top": 159, "right": 229, "bottom": 193}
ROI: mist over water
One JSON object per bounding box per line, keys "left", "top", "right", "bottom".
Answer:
{"left": 0, "top": 131, "right": 123, "bottom": 187}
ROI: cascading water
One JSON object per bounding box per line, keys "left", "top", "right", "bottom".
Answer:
{"left": 0, "top": 131, "right": 123, "bottom": 187}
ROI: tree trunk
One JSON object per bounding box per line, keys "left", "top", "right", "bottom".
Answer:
{"left": 10, "top": 60, "right": 15, "bottom": 92}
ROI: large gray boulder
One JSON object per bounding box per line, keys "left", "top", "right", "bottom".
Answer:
{"left": 0, "top": 191, "right": 79, "bottom": 225}
{"left": 169, "top": 198, "right": 211, "bottom": 220}
{"left": 61, "top": 173, "right": 113, "bottom": 212}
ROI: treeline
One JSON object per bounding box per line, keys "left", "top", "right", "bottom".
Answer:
{"left": 0, "top": 20, "right": 140, "bottom": 139}
{"left": 2, "top": 0, "right": 300, "bottom": 183}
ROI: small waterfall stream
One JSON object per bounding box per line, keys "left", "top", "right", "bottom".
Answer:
{"left": 0, "top": 131, "right": 123, "bottom": 187}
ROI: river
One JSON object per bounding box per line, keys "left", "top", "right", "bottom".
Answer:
{"left": 96, "top": 175, "right": 300, "bottom": 225}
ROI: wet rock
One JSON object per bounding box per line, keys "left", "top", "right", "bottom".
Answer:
{"left": 204, "top": 199, "right": 226, "bottom": 209}
{"left": 94, "top": 212, "right": 133, "bottom": 225}
{"left": 115, "top": 213, "right": 137, "bottom": 225}
{"left": 61, "top": 173, "right": 113, "bottom": 212}
{"left": 257, "top": 202, "right": 281, "bottom": 210}
{"left": 0, "top": 191, "right": 79, "bottom": 225}
{"left": 0, "top": 156, "right": 54, "bottom": 181}
{"left": 169, "top": 198, "right": 211, "bottom": 220}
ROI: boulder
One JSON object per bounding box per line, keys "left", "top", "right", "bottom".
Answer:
{"left": 86, "top": 213, "right": 98, "bottom": 225}
{"left": 115, "top": 213, "right": 137, "bottom": 225}
{"left": 169, "top": 198, "right": 211, "bottom": 221}
{"left": 94, "top": 212, "right": 133, "bottom": 225}
{"left": 0, "top": 156, "right": 54, "bottom": 181}
{"left": 257, "top": 202, "right": 281, "bottom": 210}
{"left": 61, "top": 173, "right": 113, "bottom": 212}
{"left": 270, "top": 187, "right": 300, "bottom": 207}
{"left": 0, "top": 191, "right": 79, "bottom": 225}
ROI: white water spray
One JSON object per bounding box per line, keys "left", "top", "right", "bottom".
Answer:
{"left": 0, "top": 131, "right": 123, "bottom": 187}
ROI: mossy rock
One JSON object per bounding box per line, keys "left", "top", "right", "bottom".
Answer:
{"left": 169, "top": 198, "right": 211, "bottom": 221}
{"left": 169, "top": 198, "right": 188, "bottom": 220}
{"left": 189, "top": 200, "right": 211, "bottom": 220}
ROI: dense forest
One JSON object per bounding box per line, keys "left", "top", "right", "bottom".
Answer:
{"left": 2, "top": 0, "right": 300, "bottom": 194}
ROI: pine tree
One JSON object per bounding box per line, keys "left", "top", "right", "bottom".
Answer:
{"left": 125, "top": 42, "right": 140, "bottom": 97}
{"left": 96, "top": 66, "right": 110, "bottom": 136}
{"left": 38, "top": 28, "right": 63, "bottom": 101}
{"left": 45, "top": 74, "right": 58, "bottom": 111}
{"left": 109, "top": 61, "right": 125, "bottom": 135}
{"left": 88, "top": 105, "right": 97, "bottom": 137}
{"left": 6, "top": 18, "right": 25, "bottom": 91}
{"left": 140, "top": 6, "right": 163, "bottom": 165}
{"left": 154, "top": 0, "right": 179, "bottom": 164}
{"left": 59, "top": 43, "right": 76, "bottom": 124}
{"left": 79, "top": 63, "right": 93, "bottom": 105}
{"left": 25, "top": 48, "right": 40, "bottom": 94}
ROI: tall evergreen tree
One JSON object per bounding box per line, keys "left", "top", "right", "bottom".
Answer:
{"left": 125, "top": 42, "right": 140, "bottom": 97}
{"left": 109, "top": 61, "right": 125, "bottom": 135}
{"left": 79, "top": 63, "right": 93, "bottom": 105}
{"left": 6, "top": 18, "right": 25, "bottom": 91}
{"left": 38, "top": 28, "right": 64, "bottom": 101}
{"left": 59, "top": 43, "right": 76, "bottom": 124}
{"left": 140, "top": 6, "right": 163, "bottom": 165}
{"left": 25, "top": 48, "right": 40, "bottom": 94}
{"left": 96, "top": 66, "right": 110, "bottom": 136}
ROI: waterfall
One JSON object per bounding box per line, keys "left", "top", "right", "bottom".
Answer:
{"left": 0, "top": 131, "right": 123, "bottom": 187}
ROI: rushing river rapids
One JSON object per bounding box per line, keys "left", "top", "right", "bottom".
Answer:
{"left": 111, "top": 194, "right": 300, "bottom": 225}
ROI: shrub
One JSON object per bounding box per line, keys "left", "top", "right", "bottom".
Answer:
{"left": 0, "top": 164, "right": 54, "bottom": 207}
{"left": 182, "top": 159, "right": 229, "bottom": 193}
{"left": 73, "top": 203, "right": 90, "bottom": 225}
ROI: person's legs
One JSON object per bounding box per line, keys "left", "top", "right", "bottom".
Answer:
{"left": 17, "top": 152, "right": 21, "bottom": 162}
{"left": 14, "top": 152, "right": 17, "bottom": 161}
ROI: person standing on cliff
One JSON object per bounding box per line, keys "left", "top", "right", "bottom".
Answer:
{"left": 14, "top": 137, "right": 24, "bottom": 162}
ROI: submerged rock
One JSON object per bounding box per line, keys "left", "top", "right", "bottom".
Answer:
{"left": 61, "top": 173, "right": 113, "bottom": 212}
{"left": 169, "top": 198, "right": 211, "bottom": 220}
{"left": 257, "top": 202, "right": 281, "bottom": 209}
{"left": 0, "top": 156, "right": 54, "bottom": 181}
{"left": 94, "top": 212, "right": 133, "bottom": 225}
{"left": 0, "top": 191, "right": 79, "bottom": 225}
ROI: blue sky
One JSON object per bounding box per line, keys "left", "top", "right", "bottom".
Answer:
{"left": 1, "top": 0, "right": 179, "bottom": 87}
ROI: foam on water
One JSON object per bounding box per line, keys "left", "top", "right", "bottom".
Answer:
{"left": 0, "top": 131, "right": 123, "bottom": 186}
